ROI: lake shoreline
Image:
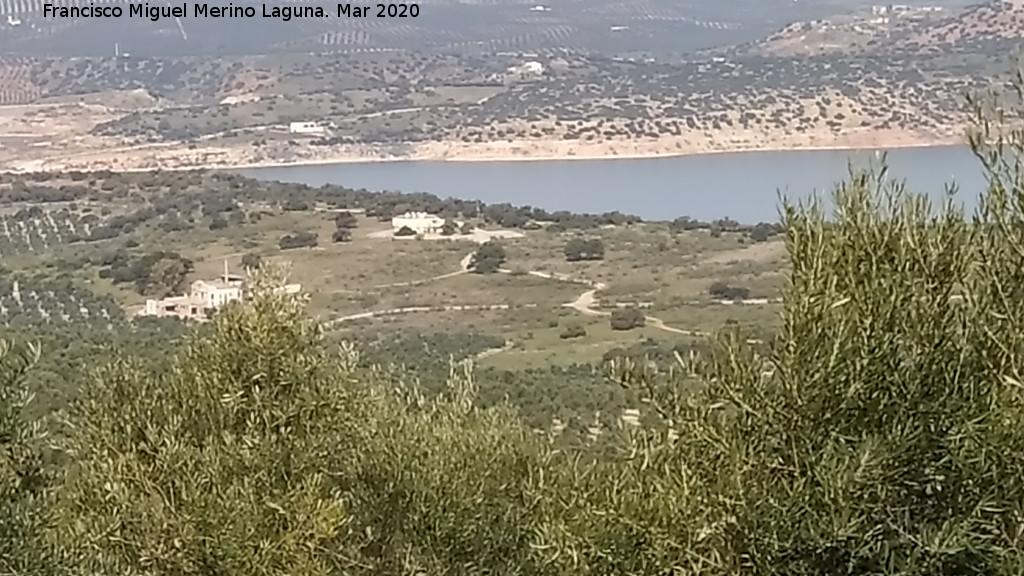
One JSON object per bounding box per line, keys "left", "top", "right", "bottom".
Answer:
{"left": 239, "top": 140, "right": 966, "bottom": 171}
{"left": 231, "top": 143, "right": 984, "bottom": 223}
{"left": 5, "top": 132, "right": 965, "bottom": 174}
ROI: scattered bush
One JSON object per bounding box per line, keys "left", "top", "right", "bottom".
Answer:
{"left": 334, "top": 211, "right": 358, "bottom": 229}
{"left": 559, "top": 323, "right": 587, "bottom": 339}
{"left": 564, "top": 238, "right": 605, "bottom": 261}
{"left": 469, "top": 241, "right": 506, "bottom": 274}
{"left": 241, "top": 253, "right": 262, "bottom": 270}
{"left": 278, "top": 232, "right": 318, "bottom": 250}
{"left": 709, "top": 281, "right": 750, "bottom": 300}
{"left": 609, "top": 307, "right": 645, "bottom": 330}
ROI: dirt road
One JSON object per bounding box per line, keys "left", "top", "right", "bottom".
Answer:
{"left": 326, "top": 249, "right": 765, "bottom": 345}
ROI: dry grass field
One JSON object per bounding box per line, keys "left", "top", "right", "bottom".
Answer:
{"left": 108, "top": 210, "right": 788, "bottom": 365}
{"left": 166, "top": 213, "right": 790, "bottom": 346}
{"left": 0, "top": 171, "right": 790, "bottom": 371}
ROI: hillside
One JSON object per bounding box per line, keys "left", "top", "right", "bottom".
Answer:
{"left": 0, "top": 0, "right": 781, "bottom": 58}
{"left": 738, "top": 0, "right": 1023, "bottom": 57}
{"left": 900, "top": 0, "right": 1024, "bottom": 50}
{"left": 0, "top": 0, "right": 1015, "bottom": 168}
{"left": 0, "top": 46, "right": 978, "bottom": 170}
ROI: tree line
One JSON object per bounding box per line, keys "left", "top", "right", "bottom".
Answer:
{"left": 2, "top": 168, "right": 782, "bottom": 251}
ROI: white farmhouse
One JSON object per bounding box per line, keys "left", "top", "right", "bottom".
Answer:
{"left": 189, "top": 277, "right": 244, "bottom": 309}
{"left": 523, "top": 61, "right": 544, "bottom": 74}
{"left": 391, "top": 211, "right": 445, "bottom": 235}
{"left": 142, "top": 278, "right": 243, "bottom": 320}
{"left": 220, "top": 94, "right": 261, "bottom": 105}
{"left": 140, "top": 262, "right": 302, "bottom": 321}
{"left": 288, "top": 121, "right": 326, "bottom": 135}
{"left": 507, "top": 61, "right": 545, "bottom": 76}
{"left": 142, "top": 264, "right": 244, "bottom": 320}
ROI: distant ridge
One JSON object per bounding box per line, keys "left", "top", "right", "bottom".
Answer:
{"left": 899, "top": 0, "right": 1024, "bottom": 49}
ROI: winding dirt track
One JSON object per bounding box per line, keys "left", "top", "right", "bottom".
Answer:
{"left": 324, "top": 250, "right": 766, "bottom": 346}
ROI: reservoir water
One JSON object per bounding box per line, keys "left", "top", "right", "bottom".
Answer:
{"left": 239, "top": 145, "right": 987, "bottom": 223}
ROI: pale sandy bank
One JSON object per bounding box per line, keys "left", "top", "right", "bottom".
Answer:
{"left": 4, "top": 127, "right": 964, "bottom": 174}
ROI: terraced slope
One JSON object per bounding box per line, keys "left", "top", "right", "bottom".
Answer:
{"left": 0, "top": 56, "right": 41, "bottom": 105}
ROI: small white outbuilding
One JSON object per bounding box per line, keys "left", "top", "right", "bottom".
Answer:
{"left": 391, "top": 211, "right": 445, "bottom": 235}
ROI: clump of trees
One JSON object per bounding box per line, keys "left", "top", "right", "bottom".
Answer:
{"left": 469, "top": 241, "right": 506, "bottom": 274}
{"left": 559, "top": 322, "right": 587, "bottom": 339}
{"left": 334, "top": 210, "right": 358, "bottom": 229}
{"left": 278, "top": 231, "right": 318, "bottom": 250}
{"left": 609, "top": 307, "right": 646, "bottom": 330}
{"left": 0, "top": 181, "right": 86, "bottom": 204}
{"left": 747, "top": 221, "right": 776, "bottom": 242}
{"left": 602, "top": 337, "right": 709, "bottom": 365}
{"left": 669, "top": 215, "right": 785, "bottom": 239}
{"left": 241, "top": 253, "right": 262, "bottom": 270}
{"left": 708, "top": 281, "right": 750, "bottom": 300}
{"left": 564, "top": 238, "right": 605, "bottom": 261}
{"left": 98, "top": 250, "right": 194, "bottom": 296}
{"left": 331, "top": 210, "right": 358, "bottom": 241}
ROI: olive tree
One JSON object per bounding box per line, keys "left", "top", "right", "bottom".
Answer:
{"left": 54, "top": 267, "right": 551, "bottom": 576}
{"left": 530, "top": 67, "right": 1024, "bottom": 576}
{"left": 55, "top": 268, "right": 350, "bottom": 576}
{"left": 0, "top": 341, "right": 52, "bottom": 576}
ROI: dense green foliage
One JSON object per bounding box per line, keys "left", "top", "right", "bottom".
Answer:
{"left": 609, "top": 306, "right": 646, "bottom": 330}
{"left": 97, "top": 251, "right": 194, "bottom": 296}
{"left": 0, "top": 341, "right": 50, "bottom": 576}
{"left": 0, "top": 169, "right": 786, "bottom": 258}
{"left": 469, "top": 240, "right": 506, "bottom": 274}
{"left": 708, "top": 281, "right": 750, "bottom": 300}
{"left": 0, "top": 269, "right": 124, "bottom": 328}
{"left": 278, "top": 231, "right": 319, "bottom": 250}
{"left": 564, "top": 237, "right": 605, "bottom": 261}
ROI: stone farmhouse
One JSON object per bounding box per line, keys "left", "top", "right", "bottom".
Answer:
{"left": 140, "top": 262, "right": 300, "bottom": 321}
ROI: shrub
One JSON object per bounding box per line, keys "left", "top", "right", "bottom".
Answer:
{"left": 709, "top": 281, "right": 750, "bottom": 300}
{"left": 609, "top": 307, "right": 645, "bottom": 331}
{"left": 0, "top": 341, "right": 51, "bottom": 575}
{"left": 278, "top": 232, "right": 318, "bottom": 250}
{"left": 334, "top": 211, "right": 358, "bottom": 229}
{"left": 564, "top": 238, "right": 605, "bottom": 261}
{"left": 241, "top": 253, "right": 262, "bottom": 270}
{"left": 559, "top": 323, "right": 587, "bottom": 339}
{"left": 53, "top": 272, "right": 549, "bottom": 575}
{"left": 469, "top": 241, "right": 506, "bottom": 274}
